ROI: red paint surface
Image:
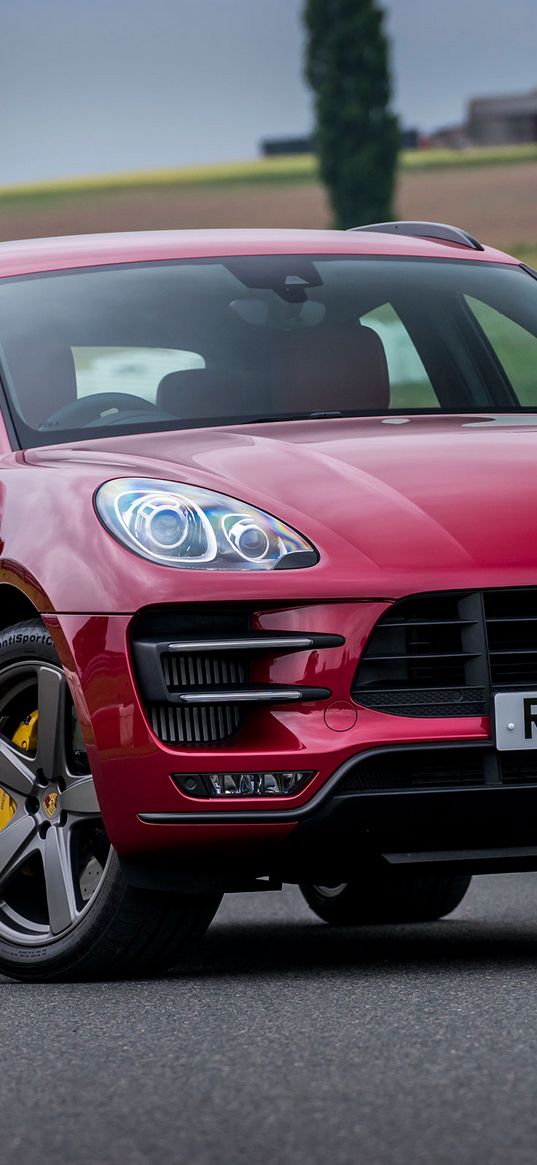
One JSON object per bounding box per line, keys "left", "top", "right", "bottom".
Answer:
{"left": 14, "top": 413, "right": 537, "bottom": 614}
{"left": 324, "top": 701, "right": 358, "bottom": 732}
{"left": 0, "top": 228, "right": 516, "bottom": 279}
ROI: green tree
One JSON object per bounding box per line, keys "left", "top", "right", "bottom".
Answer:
{"left": 304, "top": 0, "right": 399, "bottom": 229}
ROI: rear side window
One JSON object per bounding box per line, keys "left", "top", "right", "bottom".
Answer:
{"left": 465, "top": 297, "right": 537, "bottom": 406}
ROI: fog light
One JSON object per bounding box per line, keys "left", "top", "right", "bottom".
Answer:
{"left": 174, "top": 771, "right": 314, "bottom": 798}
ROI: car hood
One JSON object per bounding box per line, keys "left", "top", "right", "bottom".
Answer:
{"left": 21, "top": 412, "right": 537, "bottom": 606}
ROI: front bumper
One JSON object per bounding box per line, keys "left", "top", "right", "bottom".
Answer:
{"left": 43, "top": 600, "right": 497, "bottom": 872}
{"left": 122, "top": 745, "right": 537, "bottom": 891}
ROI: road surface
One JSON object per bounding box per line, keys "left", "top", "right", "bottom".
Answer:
{"left": 2, "top": 873, "right": 537, "bottom": 1164}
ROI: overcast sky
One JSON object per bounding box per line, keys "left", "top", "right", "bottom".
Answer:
{"left": 2, "top": 0, "right": 537, "bottom": 185}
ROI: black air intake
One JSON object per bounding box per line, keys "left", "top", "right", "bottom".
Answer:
{"left": 131, "top": 607, "right": 340, "bottom": 746}
{"left": 133, "top": 609, "right": 251, "bottom": 746}
{"left": 353, "top": 591, "right": 488, "bottom": 717}
{"left": 338, "top": 744, "right": 537, "bottom": 793}
{"left": 353, "top": 588, "right": 537, "bottom": 719}
{"left": 484, "top": 590, "right": 537, "bottom": 686}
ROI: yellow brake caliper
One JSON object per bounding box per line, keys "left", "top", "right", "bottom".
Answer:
{"left": 11, "top": 703, "right": 38, "bottom": 750}
{"left": 0, "top": 710, "right": 39, "bottom": 832}
{"left": 12, "top": 710, "right": 38, "bottom": 754}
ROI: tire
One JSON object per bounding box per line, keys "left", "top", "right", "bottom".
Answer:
{"left": 0, "top": 619, "right": 221, "bottom": 981}
{"left": 300, "top": 872, "right": 471, "bottom": 926}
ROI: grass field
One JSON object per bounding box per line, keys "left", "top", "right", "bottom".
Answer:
{"left": 3, "top": 142, "right": 537, "bottom": 203}
{"left": 0, "top": 144, "right": 536, "bottom": 261}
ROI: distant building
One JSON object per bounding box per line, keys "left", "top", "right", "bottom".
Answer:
{"left": 468, "top": 89, "right": 537, "bottom": 146}
{"left": 260, "top": 136, "right": 314, "bottom": 157}
{"left": 260, "top": 128, "right": 419, "bottom": 157}
{"left": 425, "top": 124, "right": 468, "bottom": 150}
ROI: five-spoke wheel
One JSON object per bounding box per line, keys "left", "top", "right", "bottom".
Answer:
{"left": 0, "top": 660, "right": 106, "bottom": 943}
{"left": 0, "top": 621, "right": 221, "bottom": 981}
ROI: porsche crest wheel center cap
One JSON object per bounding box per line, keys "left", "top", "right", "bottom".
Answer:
{"left": 42, "top": 791, "right": 59, "bottom": 819}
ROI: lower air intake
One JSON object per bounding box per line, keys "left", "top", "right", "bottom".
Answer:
{"left": 337, "top": 746, "right": 537, "bottom": 793}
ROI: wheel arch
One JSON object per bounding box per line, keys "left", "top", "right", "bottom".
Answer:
{"left": 0, "top": 583, "right": 43, "bottom": 632}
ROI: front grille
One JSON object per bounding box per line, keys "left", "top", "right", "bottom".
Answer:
{"left": 353, "top": 588, "right": 537, "bottom": 718}
{"left": 338, "top": 746, "right": 537, "bottom": 792}
{"left": 485, "top": 590, "right": 537, "bottom": 685}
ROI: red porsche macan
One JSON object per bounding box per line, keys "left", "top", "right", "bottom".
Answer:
{"left": 0, "top": 220, "right": 535, "bottom": 979}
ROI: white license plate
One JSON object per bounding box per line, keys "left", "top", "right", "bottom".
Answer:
{"left": 495, "top": 691, "right": 537, "bottom": 750}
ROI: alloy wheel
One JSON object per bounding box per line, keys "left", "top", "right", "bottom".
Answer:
{"left": 0, "top": 661, "right": 109, "bottom": 944}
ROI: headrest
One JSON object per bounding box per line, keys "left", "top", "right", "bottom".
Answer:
{"left": 271, "top": 322, "right": 390, "bottom": 414}
{"left": 19, "top": 345, "right": 78, "bottom": 428}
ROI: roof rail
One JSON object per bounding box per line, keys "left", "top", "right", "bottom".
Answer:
{"left": 348, "top": 221, "right": 484, "bottom": 251}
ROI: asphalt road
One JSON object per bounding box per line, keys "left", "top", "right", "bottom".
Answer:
{"left": 3, "top": 873, "right": 537, "bottom": 1165}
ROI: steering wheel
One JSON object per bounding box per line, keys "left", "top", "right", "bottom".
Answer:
{"left": 39, "top": 392, "right": 170, "bottom": 431}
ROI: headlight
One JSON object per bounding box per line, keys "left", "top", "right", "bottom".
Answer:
{"left": 95, "top": 478, "right": 318, "bottom": 570}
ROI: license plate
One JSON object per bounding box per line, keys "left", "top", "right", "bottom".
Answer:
{"left": 495, "top": 691, "right": 537, "bottom": 750}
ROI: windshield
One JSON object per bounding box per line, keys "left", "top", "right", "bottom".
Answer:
{"left": 1, "top": 254, "right": 537, "bottom": 447}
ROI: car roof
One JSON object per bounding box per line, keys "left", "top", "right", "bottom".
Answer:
{"left": 0, "top": 228, "right": 518, "bottom": 279}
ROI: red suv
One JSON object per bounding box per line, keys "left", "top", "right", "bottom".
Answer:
{"left": 0, "top": 221, "right": 535, "bottom": 980}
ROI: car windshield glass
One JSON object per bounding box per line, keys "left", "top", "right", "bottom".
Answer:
{"left": 0, "top": 254, "right": 536, "bottom": 447}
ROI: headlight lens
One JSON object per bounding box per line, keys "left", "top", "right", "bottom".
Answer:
{"left": 95, "top": 478, "right": 317, "bottom": 570}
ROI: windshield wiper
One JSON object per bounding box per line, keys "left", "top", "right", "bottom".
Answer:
{"left": 246, "top": 411, "right": 344, "bottom": 424}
